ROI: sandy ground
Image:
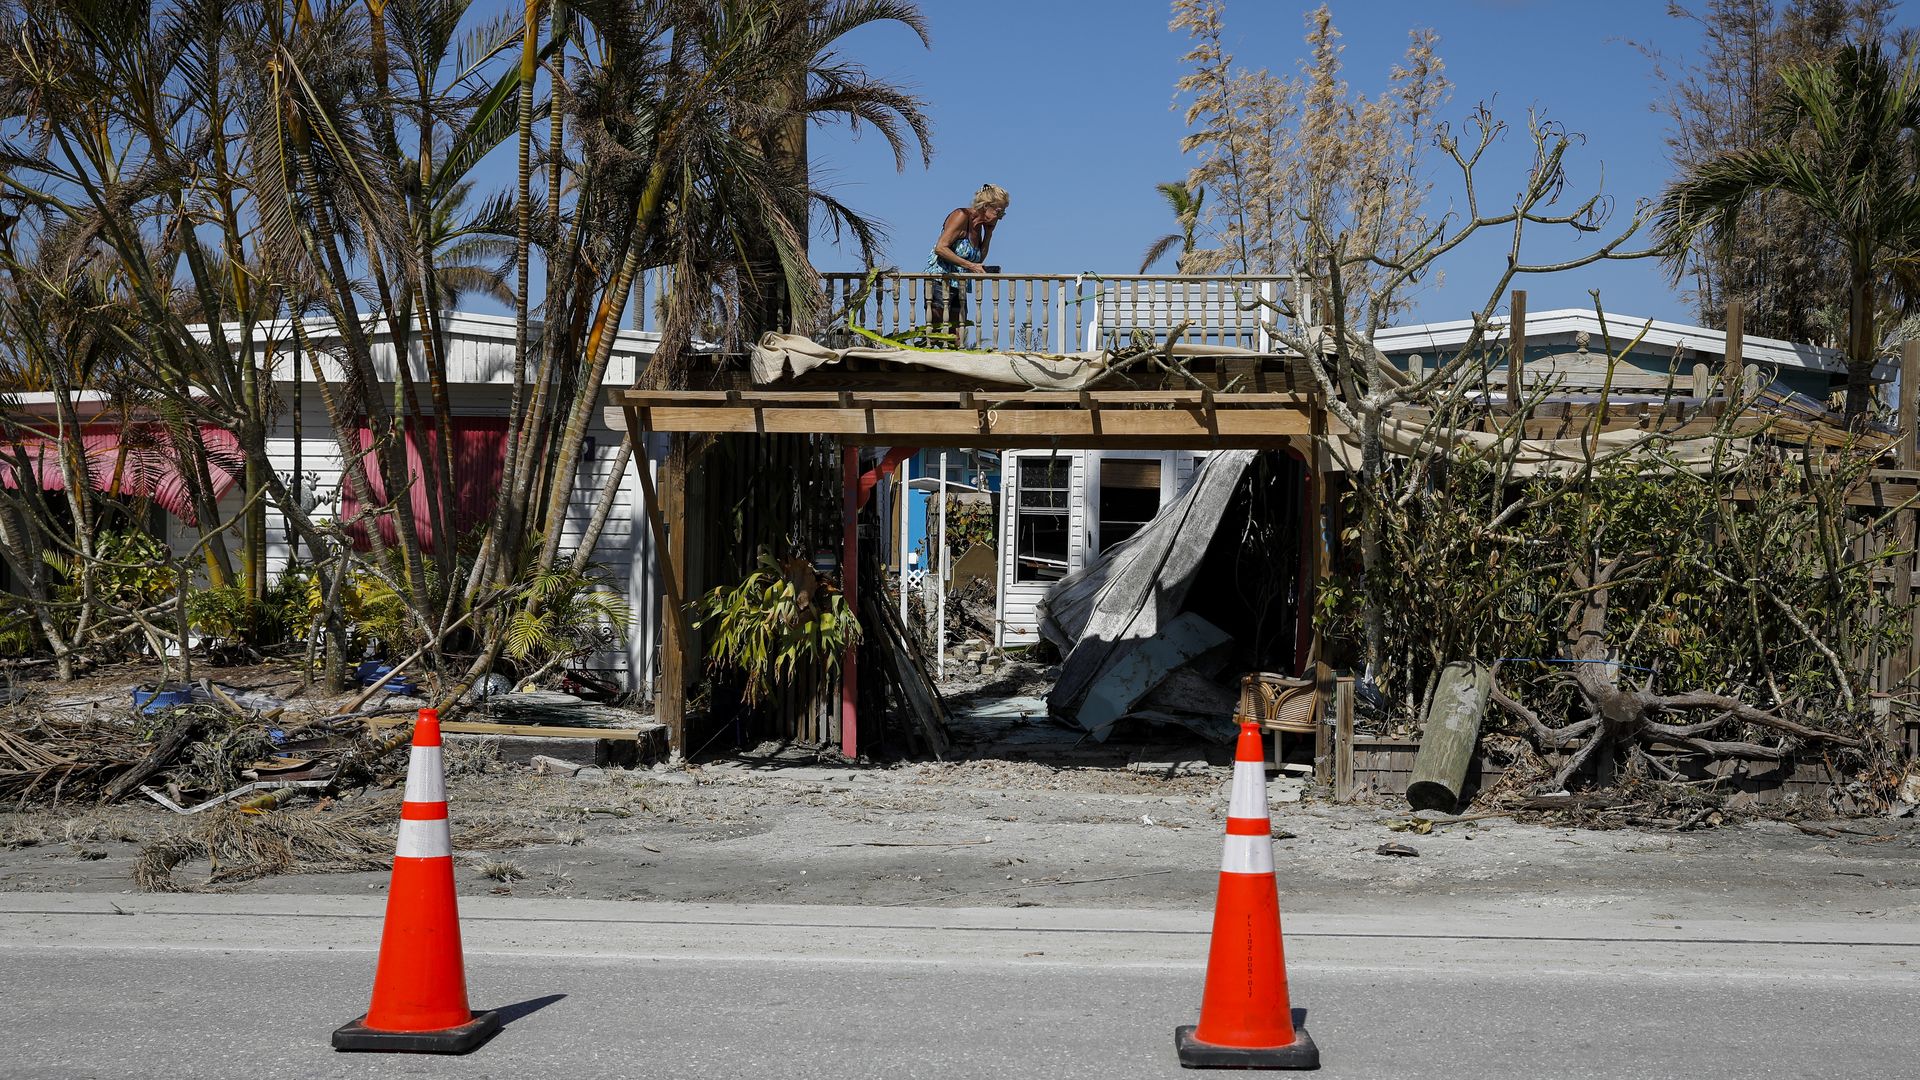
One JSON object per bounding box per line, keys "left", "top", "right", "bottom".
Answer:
{"left": 4, "top": 657, "right": 1916, "bottom": 919}
{"left": 3, "top": 751, "right": 1917, "bottom": 921}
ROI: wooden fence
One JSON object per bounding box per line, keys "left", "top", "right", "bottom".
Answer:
{"left": 685, "top": 433, "right": 842, "bottom": 749}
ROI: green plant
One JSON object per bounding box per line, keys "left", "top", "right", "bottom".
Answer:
{"left": 692, "top": 549, "right": 862, "bottom": 709}
{"left": 504, "top": 566, "right": 632, "bottom": 669}
{"left": 185, "top": 585, "right": 256, "bottom": 645}
{"left": 0, "top": 599, "right": 36, "bottom": 656}
{"left": 70, "top": 530, "right": 176, "bottom": 610}
{"left": 937, "top": 496, "right": 995, "bottom": 558}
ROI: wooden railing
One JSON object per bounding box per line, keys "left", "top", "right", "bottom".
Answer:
{"left": 819, "top": 272, "right": 1290, "bottom": 354}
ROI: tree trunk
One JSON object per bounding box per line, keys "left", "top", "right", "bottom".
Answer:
{"left": 1844, "top": 262, "right": 1875, "bottom": 423}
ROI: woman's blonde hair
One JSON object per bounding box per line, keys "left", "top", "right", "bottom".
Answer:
{"left": 971, "top": 183, "right": 1011, "bottom": 211}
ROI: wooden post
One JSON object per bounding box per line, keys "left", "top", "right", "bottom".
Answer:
{"left": 1406, "top": 662, "right": 1492, "bottom": 813}
{"left": 621, "top": 413, "right": 691, "bottom": 761}
{"left": 1334, "top": 677, "right": 1354, "bottom": 802}
{"left": 1900, "top": 339, "right": 1919, "bottom": 470}
{"left": 1507, "top": 290, "right": 1526, "bottom": 412}
{"left": 1894, "top": 341, "right": 1920, "bottom": 693}
{"left": 1308, "top": 411, "right": 1334, "bottom": 783}
{"left": 840, "top": 444, "right": 860, "bottom": 760}
{"left": 1723, "top": 300, "right": 1745, "bottom": 401}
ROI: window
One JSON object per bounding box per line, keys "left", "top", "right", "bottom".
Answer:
{"left": 1097, "top": 457, "right": 1162, "bottom": 552}
{"left": 1014, "top": 457, "right": 1071, "bottom": 582}
{"left": 930, "top": 450, "right": 998, "bottom": 490}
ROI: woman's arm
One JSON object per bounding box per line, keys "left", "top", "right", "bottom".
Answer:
{"left": 977, "top": 217, "right": 995, "bottom": 260}
{"left": 933, "top": 208, "right": 984, "bottom": 272}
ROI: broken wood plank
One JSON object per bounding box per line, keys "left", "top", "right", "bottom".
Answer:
{"left": 366, "top": 716, "right": 646, "bottom": 741}
{"left": 860, "top": 583, "right": 951, "bottom": 760}
{"left": 102, "top": 711, "right": 211, "bottom": 804}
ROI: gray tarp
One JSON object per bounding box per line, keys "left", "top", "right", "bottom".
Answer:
{"left": 1039, "top": 450, "right": 1258, "bottom": 723}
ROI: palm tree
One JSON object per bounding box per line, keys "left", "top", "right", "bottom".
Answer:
{"left": 1139, "top": 181, "right": 1205, "bottom": 273}
{"left": 1656, "top": 40, "right": 1920, "bottom": 422}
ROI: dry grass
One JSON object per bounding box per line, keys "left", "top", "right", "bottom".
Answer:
{"left": 133, "top": 808, "right": 393, "bottom": 892}
{"left": 0, "top": 820, "right": 50, "bottom": 849}
{"left": 61, "top": 812, "right": 144, "bottom": 845}
{"left": 442, "top": 738, "right": 503, "bottom": 778}
{"left": 477, "top": 859, "right": 525, "bottom": 882}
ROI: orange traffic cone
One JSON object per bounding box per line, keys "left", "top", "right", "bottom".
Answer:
{"left": 1174, "top": 719, "right": 1319, "bottom": 1069}
{"left": 333, "top": 709, "right": 500, "bottom": 1053}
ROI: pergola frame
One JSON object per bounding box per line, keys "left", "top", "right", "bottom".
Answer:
{"left": 617, "top": 381, "right": 1336, "bottom": 766}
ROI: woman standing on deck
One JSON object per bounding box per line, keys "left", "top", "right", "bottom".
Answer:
{"left": 928, "top": 184, "right": 1010, "bottom": 345}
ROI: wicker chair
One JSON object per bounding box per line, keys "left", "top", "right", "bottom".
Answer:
{"left": 1236, "top": 672, "right": 1317, "bottom": 732}
{"left": 1236, "top": 673, "right": 1317, "bottom": 769}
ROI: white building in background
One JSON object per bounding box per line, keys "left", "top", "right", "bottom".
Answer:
{"left": 2, "top": 312, "right": 666, "bottom": 690}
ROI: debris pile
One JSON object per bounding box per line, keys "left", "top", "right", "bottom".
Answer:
{"left": 0, "top": 714, "right": 148, "bottom": 805}
{"left": 1040, "top": 451, "right": 1308, "bottom": 743}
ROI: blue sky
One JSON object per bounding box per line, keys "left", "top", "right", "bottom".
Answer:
{"left": 807, "top": 0, "right": 1720, "bottom": 327}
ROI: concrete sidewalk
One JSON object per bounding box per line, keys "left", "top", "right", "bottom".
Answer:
{"left": 6, "top": 891, "right": 1919, "bottom": 977}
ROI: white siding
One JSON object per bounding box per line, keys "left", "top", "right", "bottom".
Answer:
{"left": 173, "top": 386, "right": 658, "bottom": 690}
{"left": 996, "top": 449, "right": 1087, "bottom": 647}
{"left": 994, "top": 449, "right": 1208, "bottom": 648}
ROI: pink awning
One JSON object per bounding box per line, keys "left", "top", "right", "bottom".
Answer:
{"left": 0, "top": 424, "right": 243, "bottom": 525}
{"left": 340, "top": 417, "right": 508, "bottom": 554}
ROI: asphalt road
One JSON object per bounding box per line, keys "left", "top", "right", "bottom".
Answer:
{"left": 1, "top": 894, "right": 1914, "bottom": 1079}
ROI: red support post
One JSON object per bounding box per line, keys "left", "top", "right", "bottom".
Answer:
{"left": 840, "top": 445, "right": 860, "bottom": 760}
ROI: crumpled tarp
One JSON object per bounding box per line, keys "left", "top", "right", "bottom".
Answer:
{"left": 1039, "top": 450, "right": 1259, "bottom": 724}
{"left": 751, "top": 332, "right": 1105, "bottom": 389}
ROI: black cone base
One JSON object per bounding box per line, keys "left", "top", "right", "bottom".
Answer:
{"left": 1175, "top": 1023, "right": 1319, "bottom": 1070}
{"left": 332, "top": 1009, "right": 501, "bottom": 1054}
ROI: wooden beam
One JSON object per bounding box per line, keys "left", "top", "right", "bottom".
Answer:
{"left": 624, "top": 388, "right": 1313, "bottom": 408}
{"left": 1898, "top": 342, "right": 1920, "bottom": 697}
{"left": 1507, "top": 290, "right": 1526, "bottom": 410}
{"left": 1334, "top": 677, "right": 1354, "bottom": 802}
{"left": 369, "top": 717, "right": 645, "bottom": 741}
{"left": 633, "top": 405, "right": 1315, "bottom": 442}
{"left": 840, "top": 446, "right": 859, "bottom": 760}
{"left": 1902, "top": 339, "right": 1919, "bottom": 470}
{"left": 841, "top": 434, "right": 1309, "bottom": 451}
{"left": 1309, "top": 404, "right": 1334, "bottom": 783}
{"left": 1723, "top": 300, "right": 1745, "bottom": 396}
{"left": 654, "top": 434, "right": 690, "bottom": 758}
{"left": 624, "top": 410, "right": 692, "bottom": 759}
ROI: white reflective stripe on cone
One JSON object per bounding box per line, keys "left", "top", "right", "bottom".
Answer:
{"left": 1220, "top": 833, "right": 1274, "bottom": 875}
{"left": 403, "top": 746, "right": 447, "bottom": 804}
{"left": 1228, "top": 759, "right": 1269, "bottom": 819}
{"left": 395, "top": 816, "right": 452, "bottom": 859}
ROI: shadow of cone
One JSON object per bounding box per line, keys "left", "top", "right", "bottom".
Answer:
{"left": 1175, "top": 720, "right": 1319, "bottom": 1069}
{"left": 333, "top": 708, "right": 500, "bottom": 1053}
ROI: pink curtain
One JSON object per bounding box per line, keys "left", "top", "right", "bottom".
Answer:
{"left": 0, "top": 423, "right": 243, "bottom": 525}
{"left": 339, "top": 417, "right": 508, "bottom": 554}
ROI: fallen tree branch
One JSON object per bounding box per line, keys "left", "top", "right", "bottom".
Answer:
{"left": 1650, "top": 691, "right": 1863, "bottom": 747}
